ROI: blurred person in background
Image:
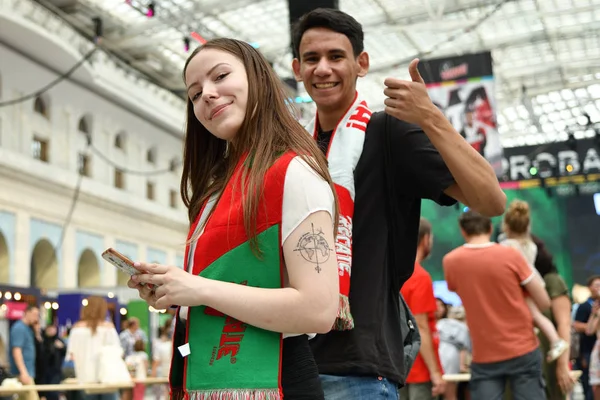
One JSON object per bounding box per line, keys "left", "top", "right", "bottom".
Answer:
{"left": 436, "top": 301, "right": 471, "bottom": 400}
{"left": 584, "top": 293, "right": 600, "bottom": 400}
{"left": 125, "top": 340, "right": 148, "bottom": 400}
{"left": 443, "top": 210, "right": 550, "bottom": 399}
{"left": 150, "top": 326, "right": 172, "bottom": 400}
{"left": 574, "top": 275, "right": 600, "bottom": 400}
{"left": 528, "top": 234, "right": 576, "bottom": 399}
{"left": 67, "top": 296, "right": 120, "bottom": 400}
{"left": 400, "top": 217, "right": 445, "bottom": 400}
{"left": 119, "top": 318, "right": 147, "bottom": 359}
{"left": 9, "top": 305, "right": 39, "bottom": 385}
{"left": 501, "top": 200, "right": 568, "bottom": 362}
{"left": 36, "top": 325, "right": 66, "bottom": 400}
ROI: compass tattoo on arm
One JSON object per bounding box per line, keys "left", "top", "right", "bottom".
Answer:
{"left": 294, "top": 223, "right": 332, "bottom": 273}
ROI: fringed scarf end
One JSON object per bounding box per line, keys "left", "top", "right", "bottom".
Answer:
{"left": 333, "top": 294, "right": 354, "bottom": 331}
{"left": 188, "top": 388, "right": 281, "bottom": 400}
{"left": 170, "top": 387, "right": 186, "bottom": 400}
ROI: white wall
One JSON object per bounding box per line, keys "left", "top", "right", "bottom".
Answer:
{"left": 0, "top": 36, "right": 189, "bottom": 289}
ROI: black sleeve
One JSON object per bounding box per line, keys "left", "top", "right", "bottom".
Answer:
{"left": 385, "top": 113, "right": 456, "bottom": 205}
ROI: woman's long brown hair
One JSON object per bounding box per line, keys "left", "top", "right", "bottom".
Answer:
{"left": 180, "top": 38, "right": 339, "bottom": 254}
{"left": 79, "top": 296, "right": 108, "bottom": 334}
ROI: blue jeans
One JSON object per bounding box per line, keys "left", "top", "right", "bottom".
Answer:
{"left": 470, "top": 348, "right": 545, "bottom": 400}
{"left": 320, "top": 374, "right": 399, "bottom": 400}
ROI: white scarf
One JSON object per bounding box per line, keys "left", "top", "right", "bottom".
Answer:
{"left": 304, "top": 92, "right": 372, "bottom": 330}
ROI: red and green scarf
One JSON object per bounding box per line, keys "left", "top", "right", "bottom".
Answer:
{"left": 305, "top": 92, "right": 372, "bottom": 330}
{"left": 170, "top": 152, "right": 296, "bottom": 400}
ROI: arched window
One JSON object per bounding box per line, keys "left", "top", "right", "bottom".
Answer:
{"left": 78, "top": 117, "right": 89, "bottom": 134}
{"left": 115, "top": 132, "right": 125, "bottom": 150}
{"left": 146, "top": 147, "right": 156, "bottom": 164}
{"left": 78, "top": 114, "right": 93, "bottom": 145}
{"left": 34, "top": 96, "right": 49, "bottom": 119}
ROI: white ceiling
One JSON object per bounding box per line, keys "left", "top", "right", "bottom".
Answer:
{"left": 38, "top": 0, "right": 600, "bottom": 147}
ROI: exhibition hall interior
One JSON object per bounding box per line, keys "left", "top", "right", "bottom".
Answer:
{"left": 0, "top": 0, "right": 599, "bottom": 399}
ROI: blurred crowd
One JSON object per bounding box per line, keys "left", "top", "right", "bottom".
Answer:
{"left": 0, "top": 297, "right": 173, "bottom": 400}
{"left": 401, "top": 199, "right": 598, "bottom": 400}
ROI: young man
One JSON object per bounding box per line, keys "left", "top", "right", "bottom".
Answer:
{"left": 573, "top": 275, "right": 600, "bottom": 400}
{"left": 400, "top": 218, "right": 445, "bottom": 400}
{"left": 9, "top": 305, "right": 39, "bottom": 384}
{"left": 291, "top": 8, "right": 506, "bottom": 399}
{"left": 443, "top": 211, "right": 550, "bottom": 399}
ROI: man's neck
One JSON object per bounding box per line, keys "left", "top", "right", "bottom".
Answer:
{"left": 465, "top": 235, "right": 492, "bottom": 245}
{"left": 316, "top": 95, "right": 356, "bottom": 132}
{"left": 415, "top": 247, "right": 426, "bottom": 264}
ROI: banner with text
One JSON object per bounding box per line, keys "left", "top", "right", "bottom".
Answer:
{"left": 418, "top": 51, "right": 503, "bottom": 176}
{"left": 500, "top": 138, "right": 600, "bottom": 183}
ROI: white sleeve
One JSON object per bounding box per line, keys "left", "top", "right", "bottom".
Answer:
{"left": 281, "top": 156, "right": 335, "bottom": 245}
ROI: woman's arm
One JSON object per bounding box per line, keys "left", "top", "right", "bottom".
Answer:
{"left": 552, "top": 294, "right": 577, "bottom": 393}
{"left": 150, "top": 359, "right": 159, "bottom": 377}
{"left": 132, "top": 210, "right": 339, "bottom": 334}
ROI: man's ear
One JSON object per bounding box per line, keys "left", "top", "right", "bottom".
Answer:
{"left": 357, "top": 51, "right": 369, "bottom": 78}
{"left": 292, "top": 58, "right": 302, "bottom": 82}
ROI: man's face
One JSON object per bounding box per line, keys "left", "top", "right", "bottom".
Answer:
{"left": 26, "top": 308, "right": 40, "bottom": 325}
{"left": 590, "top": 279, "right": 600, "bottom": 299}
{"left": 292, "top": 28, "right": 369, "bottom": 113}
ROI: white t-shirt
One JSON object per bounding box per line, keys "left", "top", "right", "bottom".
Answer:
{"left": 125, "top": 350, "right": 148, "bottom": 380}
{"left": 67, "top": 325, "right": 121, "bottom": 383}
{"left": 152, "top": 339, "right": 173, "bottom": 377}
{"left": 179, "top": 156, "right": 335, "bottom": 338}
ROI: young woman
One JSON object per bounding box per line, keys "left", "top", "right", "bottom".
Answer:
{"left": 501, "top": 200, "right": 568, "bottom": 362}
{"left": 66, "top": 296, "right": 120, "bottom": 400}
{"left": 128, "top": 38, "right": 340, "bottom": 400}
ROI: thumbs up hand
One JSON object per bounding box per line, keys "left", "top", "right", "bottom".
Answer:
{"left": 383, "top": 58, "right": 437, "bottom": 126}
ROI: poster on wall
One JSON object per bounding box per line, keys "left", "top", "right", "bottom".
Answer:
{"left": 418, "top": 51, "right": 504, "bottom": 176}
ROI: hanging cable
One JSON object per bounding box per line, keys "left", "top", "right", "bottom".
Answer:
{"left": 0, "top": 46, "right": 99, "bottom": 107}
{"left": 89, "top": 142, "right": 180, "bottom": 176}
{"left": 36, "top": 141, "right": 90, "bottom": 277}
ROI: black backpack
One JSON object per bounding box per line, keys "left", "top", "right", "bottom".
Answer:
{"left": 374, "top": 111, "right": 422, "bottom": 378}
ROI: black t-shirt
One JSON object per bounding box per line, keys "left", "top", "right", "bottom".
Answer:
{"left": 309, "top": 111, "right": 456, "bottom": 385}
{"left": 575, "top": 298, "right": 597, "bottom": 357}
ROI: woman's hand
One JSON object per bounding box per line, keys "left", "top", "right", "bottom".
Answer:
{"left": 127, "top": 262, "right": 204, "bottom": 309}
{"left": 555, "top": 360, "right": 576, "bottom": 394}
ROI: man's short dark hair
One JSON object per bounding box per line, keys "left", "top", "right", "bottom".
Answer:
{"left": 418, "top": 217, "right": 432, "bottom": 245}
{"left": 458, "top": 210, "right": 492, "bottom": 236}
{"left": 291, "top": 8, "right": 364, "bottom": 59}
{"left": 25, "top": 305, "right": 38, "bottom": 313}
{"left": 587, "top": 275, "right": 600, "bottom": 287}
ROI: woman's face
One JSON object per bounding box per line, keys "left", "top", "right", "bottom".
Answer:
{"left": 45, "top": 325, "right": 57, "bottom": 337}
{"left": 435, "top": 299, "right": 446, "bottom": 319}
{"left": 185, "top": 48, "right": 249, "bottom": 142}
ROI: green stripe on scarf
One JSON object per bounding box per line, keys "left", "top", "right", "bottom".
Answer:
{"left": 185, "top": 224, "right": 282, "bottom": 399}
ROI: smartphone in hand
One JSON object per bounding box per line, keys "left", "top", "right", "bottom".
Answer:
{"left": 102, "top": 248, "right": 139, "bottom": 276}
